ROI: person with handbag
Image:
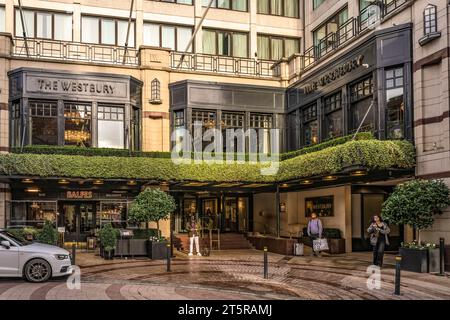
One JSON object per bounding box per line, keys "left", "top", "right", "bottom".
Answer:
{"left": 186, "top": 215, "right": 202, "bottom": 257}
{"left": 367, "top": 215, "right": 390, "bottom": 267}
{"left": 307, "top": 212, "right": 323, "bottom": 256}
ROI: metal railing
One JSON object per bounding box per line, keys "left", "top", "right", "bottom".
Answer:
{"left": 12, "top": 37, "right": 140, "bottom": 66}
{"left": 170, "top": 51, "right": 276, "bottom": 78}
{"left": 290, "top": 0, "right": 412, "bottom": 78}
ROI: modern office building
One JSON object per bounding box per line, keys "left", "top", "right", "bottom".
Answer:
{"left": 0, "top": 0, "right": 448, "bottom": 254}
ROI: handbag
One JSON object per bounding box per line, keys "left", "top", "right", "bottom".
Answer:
{"left": 313, "top": 238, "right": 329, "bottom": 251}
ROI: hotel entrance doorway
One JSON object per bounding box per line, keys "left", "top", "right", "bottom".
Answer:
{"left": 58, "top": 202, "right": 97, "bottom": 243}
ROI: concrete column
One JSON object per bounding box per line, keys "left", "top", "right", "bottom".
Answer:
{"left": 194, "top": 0, "right": 203, "bottom": 53}
{"left": 0, "top": 34, "right": 12, "bottom": 153}
{"left": 344, "top": 185, "right": 352, "bottom": 253}
{"left": 5, "top": 0, "right": 14, "bottom": 35}
{"left": 73, "top": 2, "right": 81, "bottom": 42}
{"left": 135, "top": 0, "right": 144, "bottom": 49}
{"left": 276, "top": 184, "right": 280, "bottom": 238}
{"left": 249, "top": 0, "right": 258, "bottom": 58}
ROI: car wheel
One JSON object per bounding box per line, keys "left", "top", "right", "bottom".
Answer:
{"left": 24, "top": 259, "right": 52, "bottom": 283}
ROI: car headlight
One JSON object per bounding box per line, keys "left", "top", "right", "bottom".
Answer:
{"left": 54, "top": 254, "right": 69, "bottom": 260}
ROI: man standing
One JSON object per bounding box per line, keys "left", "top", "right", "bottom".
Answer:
{"left": 307, "top": 212, "right": 323, "bottom": 256}
{"left": 187, "top": 215, "right": 202, "bottom": 256}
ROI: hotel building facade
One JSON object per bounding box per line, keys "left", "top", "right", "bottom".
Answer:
{"left": 0, "top": 0, "right": 448, "bottom": 257}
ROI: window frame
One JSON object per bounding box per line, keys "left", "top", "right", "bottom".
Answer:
{"left": 97, "top": 104, "right": 126, "bottom": 149}
{"left": 149, "top": 0, "right": 193, "bottom": 4}
{"left": 202, "top": 28, "right": 249, "bottom": 58}
{"left": 143, "top": 21, "right": 194, "bottom": 52}
{"left": 202, "top": 0, "right": 248, "bottom": 12}
{"left": 301, "top": 103, "right": 319, "bottom": 146}
{"left": 312, "top": 5, "right": 348, "bottom": 47}
{"left": 0, "top": 6, "right": 5, "bottom": 33}
{"left": 28, "top": 100, "right": 59, "bottom": 146}
{"left": 81, "top": 14, "right": 136, "bottom": 47}
{"left": 14, "top": 7, "right": 73, "bottom": 41}
{"left": 322, "top": 91, "right": 343, "bottom": 140}
{"left": 313, "top": 0, "right": 325, "bottom": 10}
{"left": 423, "top": 4, "right": 437, "bottom": 35}
{"left": 348, "top": 75, "right": 375, "bottom": 133}
{"left": 257, "top": 0, "right": 300, "bottom": 18}
{"left": 257, "top": 33, "right": 300, "bottom": 61}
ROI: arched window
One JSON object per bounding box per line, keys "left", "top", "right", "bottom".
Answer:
{"left": 150, "top": 78, "right": 161, "bottom": 104}
{"left": 424, "top": 4, "right": 437, "bottom": 35}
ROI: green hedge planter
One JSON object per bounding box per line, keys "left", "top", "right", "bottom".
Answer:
{"left": 0, "top": 139, "right": 415, "bottom": 183}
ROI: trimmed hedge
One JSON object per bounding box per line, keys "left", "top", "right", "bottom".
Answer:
{"left": 0, "top": 139, "right": 415, "bottom": 183}
{"left": 280, "top": 132, "right": 374, "bottom": 160}
{"left": 11, "top": 132, "right": 373, "bottom": 161}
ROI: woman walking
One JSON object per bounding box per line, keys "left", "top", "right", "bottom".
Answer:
{"left": 367, "top": 215, "right": 390, "bottom": 267}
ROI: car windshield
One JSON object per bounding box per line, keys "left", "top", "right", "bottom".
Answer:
{"left": 0, "top": 231, "right": 31, "bottom": 246}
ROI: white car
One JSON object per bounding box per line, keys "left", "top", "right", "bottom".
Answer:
{"left": 0, "top": 229, "right": 73, "bottom": 283}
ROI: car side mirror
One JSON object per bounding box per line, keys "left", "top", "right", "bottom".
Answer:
{"left": 1, "top": 240, "right": 11, "bottom": 249}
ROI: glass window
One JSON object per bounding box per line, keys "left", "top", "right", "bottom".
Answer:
{"left": 143, "top": 23, "right": 192, "bottom": 51}
{"left": 177, "top": 27, "right": 192, "bottom": 52}
{"left": 98, "top": 105, "right": 125, "bottom": 148}
{"left": 203, "top": 0, "right": 247, "bottom": 11}
{"left": 36, "top": 12, "right": 52, "bottom": 39}
{"left": 302, "top": 104, "right": 318, "bottom": 146}
{"left": 323, "top": 92, "right": 343, "bottom": 140}
{"left": 54, "top": 14, "right": 72, "bottom": 41}
{"left": 257, "top": 0, "right": 270, "bottom": 14}
{"left": 10, "top": 102, "right": 21, "bottom": 147}
{"left": 257, "top": 36, "right": 270, "bottom": 60}
{"left": 192, "top": 109, "right": 217, "bottom": 151}
{"left": 250, "top": 113, "right": 273, "bottom": 154}
{"left": 64, "top": 103, "right": 92, "bottom": 147}
{"left": 203, "top": 29, "right": 248, "bottom": 57}
{"left": 284, "top": 0, "right": 298, "bottom": 17}
{"left": 313, "top": 7, "right": 348, "bottom": 52}
{"left": 15, "top": 10, "right": 35, "bottom": 38}
{"left": 173, "top": 110, "right": 185, "bottom": 127}
{"left": 82, "top": 16, "right": 99, "bottom": 44}
{"left": 118, "top": 20, "right": 135, "bottom": 47}
{"left": 0, "top": 7, "right": 5, "bottom": 33}
{"left": 162, "top": 25, "right": 176, "bottom": 50}
{"left": 349, "top": 77, "right": 374, "bottom": 133}
{"left": 101, "top": 19, "right": 116, "bottom": 45}
{"left": 257, "top": 35, "right": 299, "bottom": 60}
{"left": 385, "top": 67, "right": 404, "bottom": 139}
{"left": 131, "top": 106, "right": 141, "bottom": 151}
{"left": 143, "top": 23, "right": 160, "bottom": 47}
{"left": 257, "top": 0, "right": 298, "bottom": 17}
{"left": 29, "top": 101, "right": 58, "bottom": 145}
{"left": 313, "top": 0, "right": 325, "bottom": 10}
{"left": 424, "top": 4, "right": 437, "bottom": 35}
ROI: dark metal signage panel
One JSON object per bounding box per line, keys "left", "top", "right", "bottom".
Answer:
{"left": 305, "top": 196, "right": 334, "bottom": 217}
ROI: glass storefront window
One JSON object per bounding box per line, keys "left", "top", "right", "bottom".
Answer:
{"left": 98, "top": 105, "right": 125, "bottom": 148}
{"left": 221, "top": 112, "right": 245, "bottom": 153}
{"left": 7, "top": 201, "right": 57, "bottom": 228}
{"left": 302, "top": 103, "right": 318, "bottom": 146}
{"left": 385, "top": 67, "right": 404, "bottom": 139}
{"left": 250, "top": 113, "right": 273, "bottom": 154}
{"left": 64, "top": 103, "right": 92, "bottom": 147}
{"left": 29, "top": 100, "right": 58, "bottom": 145}
{"left": 98, "top": 202, "right": 128, "bottom": 229}
{"left": 192, "top": 109, "right": 217, "bottom": 151}
{"left": 323, "top": 92, "right": 343, "bottom": 140}
{"left": 10, "top": 101, "right": 21, "bottom": 147}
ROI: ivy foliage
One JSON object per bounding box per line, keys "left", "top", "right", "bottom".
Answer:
{"left": 382, "top": 179, "right": 450, "bottom": 230}
{"left": 0, "top": 139, "right": 415, "bottom": 183}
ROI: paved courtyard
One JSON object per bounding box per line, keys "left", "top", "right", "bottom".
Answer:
{"left": 1, "top": 249, "right": 449, "bottom": 300}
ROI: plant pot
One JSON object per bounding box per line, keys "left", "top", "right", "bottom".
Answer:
{"left": 147, "top": 240, "right": 168, "bottom": 260}
{"left": 399, "top": 247, "right": 440, "bottom": 273}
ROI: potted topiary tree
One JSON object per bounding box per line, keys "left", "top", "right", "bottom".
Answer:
{"left": 99, "top": 223, "right": 117, "bottom": 260}
{"left": 382, "top": 179, "right": 450, "bottom": 273}
{"left": 128, "top": 188, "right": 176, "bottom": 259}
{"left": 36, "top": 220, "right": 58, "bottom": 245}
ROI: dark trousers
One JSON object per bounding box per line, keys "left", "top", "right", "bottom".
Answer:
{"left": 372, "top": 237, "right": 386, "bottom": 267}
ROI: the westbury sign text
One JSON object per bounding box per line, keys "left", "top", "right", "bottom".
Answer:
{"left": 302, "top": 55, "right": 364, "bottom": 95}
{"left": 26, "top": 75, "right": 127, "bottom": 98}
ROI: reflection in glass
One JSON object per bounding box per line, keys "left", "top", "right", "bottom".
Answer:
{"left": 64, "top": 103, "right": 92, "bottom": 147}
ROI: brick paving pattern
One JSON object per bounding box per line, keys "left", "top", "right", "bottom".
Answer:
{"left": 1, "top": 249, "right": 449, "bottom": 300}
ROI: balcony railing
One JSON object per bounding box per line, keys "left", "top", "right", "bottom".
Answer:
{"left": 12, "top": 37, "right": 139, "bottom": 66}
{"left": 290, "top": 0, "right": 411, "bottom": 78}
{"left": 170, "top": 51, "right": 276, "bottom": 78}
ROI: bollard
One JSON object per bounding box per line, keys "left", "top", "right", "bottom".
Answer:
{"left": 439, "top": 238, "right": 445, "bottom": 276}
{"left": 71, "top": 243, "right": 76, "bottom": 265}
{"left": 166, "top": 243, "right": 171, "bottom": 272}
{"left": 394, "top": 255, "right": 401, "bottom": 295}
{"left": 263, "top": 247, "right": 268, "bottom": 279}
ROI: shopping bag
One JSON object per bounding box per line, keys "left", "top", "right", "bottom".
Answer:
{"left": 313, "top": 238, "right": 329, "bottom": 251}
{"left": 294, "top": 243, "right": 304, "bottom": 256}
